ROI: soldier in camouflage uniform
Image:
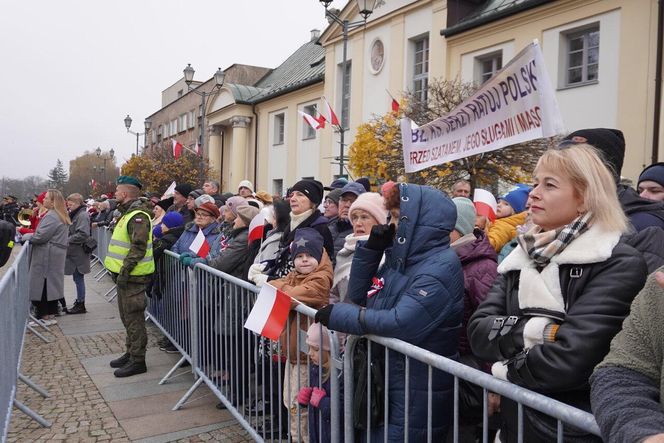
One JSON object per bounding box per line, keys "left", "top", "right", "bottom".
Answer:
{"left": 105, "top": 176, "right": 155, "bottom": 377}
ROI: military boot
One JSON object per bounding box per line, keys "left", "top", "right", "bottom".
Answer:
{"left": 109, "top": 353, "right": 131, "bottom": 368}
{"left": 113, "top": 360, "right": 147, "bottom": 378}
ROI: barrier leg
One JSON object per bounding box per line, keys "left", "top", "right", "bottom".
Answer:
{"left": 172, "top": 377, "right": 204, "bottom": 411}
{"left": 93, "top": 267, "right": 107, "bottom": 280}
{"left": 18, "top": 373, "right": 50, "bottom": 398}
{"left": 159, "top": 356, "right": 188, "bottom": 385}
{"left": 104, "top": 286, "right": 117, "bottom": 302}
{"left": 28, "top": 314, "right": 50, "bottom": 332}
{"left": 26, "top": 325, "right": 50, "bottom": 343}
{"left": 13, "top": 400, "right": 51, "bottom": 428}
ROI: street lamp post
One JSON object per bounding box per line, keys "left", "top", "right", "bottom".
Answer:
{"left": 95, "top": 147, "right": 115, "bottom": 193}
{"left": 182, "top": 64, "right": 225, "bottom": 175}
{"left": 318, "top": 0, "right": 377, "bottom": 177}
{"left": 124, "top": 115, "right": 152, "bottom": 156}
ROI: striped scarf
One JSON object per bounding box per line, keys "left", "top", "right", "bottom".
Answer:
{"left": 517, "top": 212, "right": 593, "bottom": 266}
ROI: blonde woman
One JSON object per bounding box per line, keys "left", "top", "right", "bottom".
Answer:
{"left": 468, "top": 144, "right": 648, "bottom": 442}
{"left": 25, "top": 189, "right": 71, "bottom": 325}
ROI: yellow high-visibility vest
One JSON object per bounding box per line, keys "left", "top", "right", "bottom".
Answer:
{"left": 104, "top": 209, "right": 154, "bottom": 275}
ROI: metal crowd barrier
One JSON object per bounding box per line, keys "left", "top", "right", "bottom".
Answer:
{"left": 91, "top": 227, "right": 117, "bottom": 302}
{"left": 97, "top": 226, "right": 601, "bottom": 443}
{"left": 1, "top": 245, "right": 51, "bottom": 443}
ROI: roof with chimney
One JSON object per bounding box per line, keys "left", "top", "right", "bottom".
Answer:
{"left": 441, "top": 0, "right": 555, "bottom": 37}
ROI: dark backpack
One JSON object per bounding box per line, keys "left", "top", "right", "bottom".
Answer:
{"left": 0, "top": 220, "right": 15, "bottom": 267}
{"left": 351, "top": 337, "right": 385, "bottom": 430}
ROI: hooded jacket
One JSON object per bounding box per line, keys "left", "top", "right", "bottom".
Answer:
{"left": 487, "top": 211, "right": 527, "bottom": 252}
{"left": 618, "top": 184, "right": 664, "bottom": 231}
{"left": 271, "top": 251, "right": 333, "bottom": 364}
{"left": 327, "top": 183, "right": 464, "bottom": 442}
{"left": 468, "top": 225, "right": 647, "bottom": 442}
{"left": 451, "top": 229, "right": 498, "bottom": 355}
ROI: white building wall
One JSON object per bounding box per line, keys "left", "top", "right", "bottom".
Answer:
{"left": 362, "top": 25, "right": 391, "bottom": 121}
{"left": 267, "top": 109, "right": 287, "bottom": 194}
{"left": 297, "top": 101, "right": 322, "bottom": 180}
{"left": 542, "top": 9, "right": 621, "bottom": 132}
{"left": 403, "top": 4, "right": 433, "bottom": 91}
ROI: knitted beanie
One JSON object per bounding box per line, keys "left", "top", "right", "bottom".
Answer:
{"left": 452, "top": 197, "right": 476, "bottom": 236}
{"left": 562, "top": 128, "right": 625, "bottom": 180}
{"left": 290, "top": 227, "right": 324, "bottom": 263}
{"left": 290, "top": 179, "right": 324, "bottom": 206}
{"left": 188, "top": 188, "right": 204, "bottom": 199}
{"left": 325, "top": 189, "right": 343, "bottom": 205}
{"left": 500, "top": 184, "right": 531, "bottom": 214}
{"left": 162, "top": 211, "right": 184, "bottom": 229}
{"left": 195, "top": 194, "right": 215, "bottom": 208}
{"left": 174, "top": 183, "right": 193, "bottom": 197}
{"left": 638, "top": 162, "right": 664, "bottom": 188}
{"left": 238, "top": 180, "right": 254, "bottom": 193}
{"left": 349, "top": 192, "right": 388, "bottom": 225}
{"left": 156, "top": 197, "right": 174, "bottom": 212}
{"left": 236, "top": 205, "right": 260, "bottom": 226}
{"left": 306, "top": 323, "right": 331, "bottom": 351}
{"left": 225, "top": 195, "right": 248, "bottom": 217}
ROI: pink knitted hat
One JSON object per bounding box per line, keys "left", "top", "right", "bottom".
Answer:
{"left": 349, "top": 192, "right": 388, "bottom": 225}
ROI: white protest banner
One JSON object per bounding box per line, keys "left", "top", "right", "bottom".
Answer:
{"left": 401, "top": 41, "right": 564, "bottom": 173}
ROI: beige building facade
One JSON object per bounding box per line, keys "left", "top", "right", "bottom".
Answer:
{"left": 318, "top": 0, "right": 664, "bottom": 181}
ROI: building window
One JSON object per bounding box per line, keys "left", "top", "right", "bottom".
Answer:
{"left": 413, "top": 37, "right": 429, "bottom": 103}
{"left": 170, "top": 119, "right": 177, "bottom": 136}
{"left": 179, "top": 114, "right": 187, "bottom": 133}
{"left": 272, "top": 179, "right": 283, "bottom": 197}
{"left": 302, "top": 104, "right": 317, "bottom": 140}
{"left": 564, "top": 25, "right": 599, "bottom": 86}
{"left": 340, "top": 62, "right": 351, "bottom": 128}
{"left": 177, "top": 89, "right": 183, "bottom": 98}
{"left": 273, "top": 113, "right": 285, "bottom": 145}
{"left": 476, "top": 51, "right": 503, "bottom": 84}
{"left": 162, "top": 123, "right": 169, "bottom": 138}
{"left": 188, "top": 110, "right": 195, "bottom": 129}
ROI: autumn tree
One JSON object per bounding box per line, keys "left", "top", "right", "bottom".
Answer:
{"left": 65, "top": 151, "right": 119, "bottom": 197}
{"left": 120, "top": 146, "right": 210, "bottom": 195}
{"left": 349, "top": 78, "right": 560, "bottom": 194}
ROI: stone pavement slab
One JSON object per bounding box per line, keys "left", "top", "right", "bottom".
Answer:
{"left": 8, "top": 262, "right": 251, "bottom": 442}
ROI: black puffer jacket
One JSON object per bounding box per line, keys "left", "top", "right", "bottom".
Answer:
{"left": 468, "top": 225, "right": 647, "bottom": 443}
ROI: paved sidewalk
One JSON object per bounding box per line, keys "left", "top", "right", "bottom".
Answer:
{"left": 7, "top": 264, "right": 251, "bottom": 442}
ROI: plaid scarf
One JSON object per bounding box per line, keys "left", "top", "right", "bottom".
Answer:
{"left": 517, "top": 212, "right": 593, "bottom": 266}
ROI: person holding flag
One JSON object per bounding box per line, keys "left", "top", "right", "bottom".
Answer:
{"left": 105, "top": 176, "right": 155, "bottom": 378}
{"left": 173, "top": 202, "right": 222, "bottom": 264}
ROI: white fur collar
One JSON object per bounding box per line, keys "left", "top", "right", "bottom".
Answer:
{"left": 498, "top": 224, "right": 621, "bottom": 274}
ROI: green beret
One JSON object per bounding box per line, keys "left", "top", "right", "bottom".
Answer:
{"left": 116, "top": 176, "right": 143, "bottom": 189}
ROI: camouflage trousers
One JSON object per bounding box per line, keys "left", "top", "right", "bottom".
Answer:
{"left": 117, "top": 282, "right": 148, "bottom": 363}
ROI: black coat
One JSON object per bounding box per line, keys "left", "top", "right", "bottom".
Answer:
{"left": 468, "top": 226, "right": 647, "bottom": 442}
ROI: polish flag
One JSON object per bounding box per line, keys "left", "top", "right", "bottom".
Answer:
{"left": 391, "top": 98, "right": 400, "bottom": 113}
{"left": 195, "top": 143, "right": 201, "bottom": 156}
{"left": 188, "top": 229, "right": 210, "bottom": 258}
{"left": 90, "top": 179, "right": 96, "bottom": 189}
{"left": 321, "top": 96, "right": 340, "bottom": 127}
{"left": 172, "top": 140, "right": 183, "bottom": 159}
{"left": 248, "top": 211, "right": 266, "bottom": 244}
{"left": 161, "top": 181, "right": 176, "bottom": 200}
{"left": 298, "top": 110, "right": 326, "bottom": 130}
{"left": 473, "top": 188, "right": 497, "bottom": 222}
{"left": 244, "top": 283, "right": 292, "bottom": 341}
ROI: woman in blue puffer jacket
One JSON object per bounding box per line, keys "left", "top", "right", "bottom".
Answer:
{"left": 315, "top": 182, "right": 464, "bottom": 441}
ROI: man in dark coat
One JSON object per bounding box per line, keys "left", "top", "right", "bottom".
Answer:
{"left": 202, "top": 180, "right": 225, "bottom": 207}
{"left": 167, "top": 183, "right": 194, "bottom": 224}
{"left": 65, "top": 193, "right": 92, "bottom": 314}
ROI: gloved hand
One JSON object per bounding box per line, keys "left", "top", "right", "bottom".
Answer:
{"left": 249, "top": 263, "right": 269, "bottom": 287}
{"left": 189, "top": 257, "right": 206, "bottom": 268}
{"left": 180, "top": 255, "right": 193, "bottom": 267}
{"left": 309, "top": 387, "right": 327, "bottom": 408}
{"left": 314, "top": 304, "right": 334, "bottom": 327}
{"left": 179, "top": 252, "right": 193, "bottom": 260}
{"left": 116, "top": 272, "right": 130, "bottom": 287}
{"left": 365, "top": 223, "right": 396, "bottom": 251}
{"left": 297, "top": 386, "right": 313, "bottom": 406}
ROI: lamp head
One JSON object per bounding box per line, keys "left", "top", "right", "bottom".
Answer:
{"left": 355, "top": 0, "right": 376, "bottom": 19}
{"left": 184, "top": 63, "right": 195, "bottom": 85}
{"left": 124, "top": 114, "right": 132, "bottom": 129}
{"left": 214, "top": 67, "right": 225, "bottom": 87}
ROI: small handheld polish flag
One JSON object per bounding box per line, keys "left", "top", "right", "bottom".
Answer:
{"left": 473, "top": 189, "right": 497, "bottom": 222}
{"left": 161, "top": 181, "right": 177, "bottom": 200}
{"left": 248, "top": 211, "right": 266, "bottom": 244}
{"left": 188, "top": 229, "right": 210, "bottom": 258}
{"left": 244, "top": 283, "right": 292, "bottom": 341}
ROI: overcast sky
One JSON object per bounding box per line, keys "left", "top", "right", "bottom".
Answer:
{"left": 0, "top": 0, "right": 338, "bottom": 180}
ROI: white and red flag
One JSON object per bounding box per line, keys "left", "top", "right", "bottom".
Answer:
{"left": 321, "top": 96, "right": 340, "bottom": 127}
{"left": 172, "top": 140, "right": 184, "bottom": 159}
{"left": 474, "top": 188, "right": 497, "bottom": 222}
{"left": 90, "top": 179, "right": 96, "bottom": 189}
{"left": 298, "top": 110, "right": 326, "bottom": 131}
{"left": 188, "top": 229, "right": 210, "bottom": 258}
{"left": 248, "top": 211, "right": 266, "bottom": 244}
{"left": 195, "top": 142, "right": 201, "bottom": 156}
{"left": 244, "top": 283, "right": 292, "bottom": 341}
{"left": 161, "top": 181, "right": 176, "bottom": 200}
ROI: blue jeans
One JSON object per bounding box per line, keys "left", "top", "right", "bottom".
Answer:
{"left": 73, "top": 269, "right": 86, "bottom": 303}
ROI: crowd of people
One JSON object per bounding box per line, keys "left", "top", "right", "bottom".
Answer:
{"left": 10, "top": 126, "right": 664, "bottom": 442}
